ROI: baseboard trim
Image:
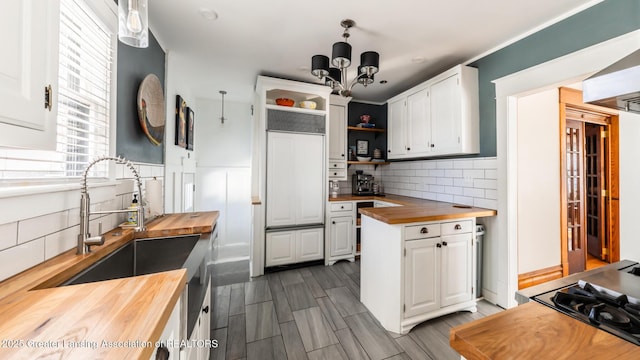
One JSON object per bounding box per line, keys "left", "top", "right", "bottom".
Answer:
{"left": 518, "top": 265, "right": 563, "bottom": 290}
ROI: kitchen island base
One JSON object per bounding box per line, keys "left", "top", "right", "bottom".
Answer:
{"left": 360, "top": 214, "right": 477, "bottom": 335}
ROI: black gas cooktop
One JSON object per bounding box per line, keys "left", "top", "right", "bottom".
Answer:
{"left": 532, "top": 265, "right": 640, "bottom": 346}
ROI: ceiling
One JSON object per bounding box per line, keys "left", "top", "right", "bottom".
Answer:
{"left": 148, "top": 0, "right": 600, "bottom": 103}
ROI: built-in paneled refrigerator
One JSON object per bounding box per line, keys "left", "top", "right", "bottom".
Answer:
{"left": 265, "top": 109, "right": 325, "bottom": 266}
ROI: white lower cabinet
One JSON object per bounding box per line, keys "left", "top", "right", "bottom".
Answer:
{"left": 151, "top": 294, "right": 182, "bottom": 360}
{"left": 185, "top": 279, "right": 212, "bottom": 360}
{"left": 266, "top": 228, "right": 323, "bottom": 267}
{"left": 325, "top": 201, "right": 356, "bottom": 265}
{"left": 329, "top": 216, "right": 354, "bottom": 257}
{"left": 361, "top": 215, "right": 476, "bottom": 334}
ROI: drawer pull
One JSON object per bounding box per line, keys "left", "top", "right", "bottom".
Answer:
{"left": 340, "top": 206, "right": 344, "bottom": 209}
{"left": 341, "top": 153, "right": 344, "bottom": 157}
{"left": 203, "top": 305, "right": 209, "bottom": 314}
{"left": 420, "top": 227, "right": 428, "bottom": 234}
{"left": 442, "top": 241, "right": 448, "bottom": 246}
{"left": 334, "top": 172, "right": 337, "bottom": 176}
{"left": 332, "top": 221, "right": 336, "bottom": 224}
{"left": 454, "top": 224, "right": 462, "bottom": 230}
{"left": 334, "top": 164, "right": 337, "bottom": 167}
{"left": 436, "top": 243, "right": 442, "bottom": 248}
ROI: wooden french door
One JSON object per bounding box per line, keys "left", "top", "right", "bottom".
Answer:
{"left": 565, "top": 119, "right": 586, "bottom": 274}
{"left": 559, "top": 87, "right": 619, "bottom": 276}
{"left": 585, "top": 124, "right": 607, "bottom": 261}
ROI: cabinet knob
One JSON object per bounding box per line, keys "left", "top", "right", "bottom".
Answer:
{"left": 340, "top": 206, "right": 344, "bottom": 209}
{"left": 332, "top": 221, "right": 336, "bottom": 224}
{"left": 334, "top": 164, "right": 337, "bottom": 167}
{"left": 454, "top": 224, "right": 462, "bottom": 230}
{"left": 203, "top": 305, "right": 209, "bottom": 314}
{"left": 341, "top": 154, "right": 344, "bottom": 157}
{"left": 431, "top": 143, "right": 435, "bottom": 148}
{"left": 436, "top": 243, "right": 442, "bottom": 248}
{"left": 442, "top": 241, "right": 448, "bottom": 246}
{"left": 407, "top": 147, "right": 411, "bottom": 151}
{"left": 420, "top": 227, "right": 428, "bottom": 234}
{"left": 388, "top": 150, "right": 391, "bottom": 153}
{"left": 334, "top": 172, "right": 337, "bottom": 176}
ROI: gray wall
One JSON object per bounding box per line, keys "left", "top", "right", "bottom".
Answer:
{"left": 471, "top": 0, "right": 640, "bottom": 157}
{"left": 116, "top": 31, "right": 166, "bottom": 164}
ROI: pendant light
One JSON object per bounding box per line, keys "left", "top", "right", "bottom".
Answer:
{"left": 311, "top": 19, "right": 379, "bottom": 97}
{"left": 118, "top": 0, "right": 149, "bottom": 48}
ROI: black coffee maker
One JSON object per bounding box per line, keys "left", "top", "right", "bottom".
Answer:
{"left": 352, "top": 170, "right": 374, "bottom": 195}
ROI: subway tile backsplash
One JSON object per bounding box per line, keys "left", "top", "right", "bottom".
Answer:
{"left": 0, "top": 162, "right": 164, "bottom": 282}
{"left": 334, "top": 157, "right": 497, "bottom": 210}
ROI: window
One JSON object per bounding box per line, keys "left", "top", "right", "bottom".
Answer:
{"left": 0, "top": 0, "right": 115, "bottom": 181}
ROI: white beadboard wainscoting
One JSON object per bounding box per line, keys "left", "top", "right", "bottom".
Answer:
{"left": 0, "top": 163, "right": 164, "bottom": 282}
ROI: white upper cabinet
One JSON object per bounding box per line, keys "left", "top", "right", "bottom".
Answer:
{"left": 0, "top": 0, "right": 59, "bottom": 150}
{"left": 407, "top": 88, "right": 431, "bottom": 155}
{"left": 328, "top": 100, "right": 348, "bottom": 161}
{"left": 387, "top": 97, "right": 407, "bottom": 157}
{"left": 387, "top": 65, "right": 479, "bottom": 159}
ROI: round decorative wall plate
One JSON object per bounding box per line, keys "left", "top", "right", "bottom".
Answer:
{"left": 137, "top": 74, "right": 165, "bottom": 145}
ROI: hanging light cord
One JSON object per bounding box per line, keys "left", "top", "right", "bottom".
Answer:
{"left": 220, "top": 90, "right": 227, "bottom": 124}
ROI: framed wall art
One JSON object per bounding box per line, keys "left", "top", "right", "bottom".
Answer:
{"left": 175, "top": 94, "right": 187, "bottom": 148}
{"left": 186, "top": 107, "right": 194, "bottom": 150}
{"left": 356, "top": 139, "right": 369, "bottom": 155}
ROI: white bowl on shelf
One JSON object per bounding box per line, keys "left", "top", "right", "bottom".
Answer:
{"left": 356, "top": 156, "right": 372, "bottom": 162}
{"left": 299, "top": 100, "right": 317, "bottom": 109}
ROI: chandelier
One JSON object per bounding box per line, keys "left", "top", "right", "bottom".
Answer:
{"left": 311, "top": 19, "right": 379, "bottom": 97}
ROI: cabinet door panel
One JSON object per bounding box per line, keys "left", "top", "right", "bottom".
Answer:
{"left": 388, "top": 98, "right": 407, "bottom": 158}
{"left": 0, "top": 0, "right": 59, "bottom": 149}
{"left": 297, "top": 228, "right": 324, "bottom": 261}
{"left": 330, "top": 216, "right": 353, "bottom": 257}
{"left": 266, "top": 133, "right": 297, "bottom": 226}
{"left": 440, "top": 233, "right": 473, "bottom": 307}
{"left": 266, "top": 231, "right": 296, "bottom": 266}
{"left": 329, "top": 104, "right": 346, "bottom": 160}
{"left": 295, "top": 134, "right": 325, "bottom": 225}
{"left": 407, "top": 88, "right": 431, "bottom": 155}
{"left": 430, "top": 74, "right": 461, "bottom": 154}
{"left": 404, "top": 238, "right": 440, "bottom": 318}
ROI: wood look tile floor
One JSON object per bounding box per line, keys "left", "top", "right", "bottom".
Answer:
{"left": 209, "top": 260, "right": 502, "bottom": 360}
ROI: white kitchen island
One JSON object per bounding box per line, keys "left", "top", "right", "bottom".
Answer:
{"left": 358, "top": 201, "right": 496, "bottom": 334}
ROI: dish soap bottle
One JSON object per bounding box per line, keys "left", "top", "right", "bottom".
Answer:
{"left": 127, "top": 194, "right": 139, "bottom": 225}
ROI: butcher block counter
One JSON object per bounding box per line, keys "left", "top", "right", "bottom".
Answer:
{"left": 450, "top": 301, "right": 640, "bottom": 359}
{"left": 0, "top": 211, "right": 218, "bottom": 359}
{"left": 330, "top": 194, "right": 496, "bottom": 223}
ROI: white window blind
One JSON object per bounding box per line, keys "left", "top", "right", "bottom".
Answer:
{"left": 0, "top": 0, "right": 113, "bottom": 180}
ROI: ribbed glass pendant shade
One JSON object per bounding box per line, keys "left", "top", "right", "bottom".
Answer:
{"left": 118, "top": 0, "right": 149, "bottom": 48}
{"left": 332, "top": 42, "right": 352, "bottom": 68}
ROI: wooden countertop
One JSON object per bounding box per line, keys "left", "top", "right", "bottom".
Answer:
{"left": 0, "top": 269, "right": 186, "bottom": 360}
{"left": 450, "top": 302, "right": 640, "bottom": 359}
{"left": 0, "top": 211, "right": 218, "bottom": 359}
{"left": 332, "top": 194, "right": 497, "bottom": 224}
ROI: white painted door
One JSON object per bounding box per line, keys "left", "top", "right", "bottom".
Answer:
{"left": 387, "top": 98, "right": 407, "bottom": 158}
{"left": 296, "top": 228, "right": 324, "bottom": 261}
{"left": 266, "top": 133, "right": 297, "bottom": 227}
{"left": 404, "top": 238, "right": 440, "bottom": 318}
{"left": 430, "top": 74, "right": 462, "bottom": 154}
{"left": 0, "top": 0, "right": 59, "bottom": 150}
{"left": 407, "top": 88, "right": 431, "bottom": 155}
{"left": 265, "top": 231, "right": 296, "bottom": 266}
{"left": 440, "top": 233, "right": 473, "bottom": 307}
{"left": 328, "top": 104, "right": 347, "bottom": 160}
{"left": 294, "top": 134, "right": 325, "bottom": 225}
{"left": 329, "top": 216, "right": 353, "bottom": 257}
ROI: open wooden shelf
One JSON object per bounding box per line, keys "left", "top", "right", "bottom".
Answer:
{"left": 347, "top": 161, "right": 390, "bottom": 168}
{"left": 347, "top": 126, "right": 385, "bottom": 133}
